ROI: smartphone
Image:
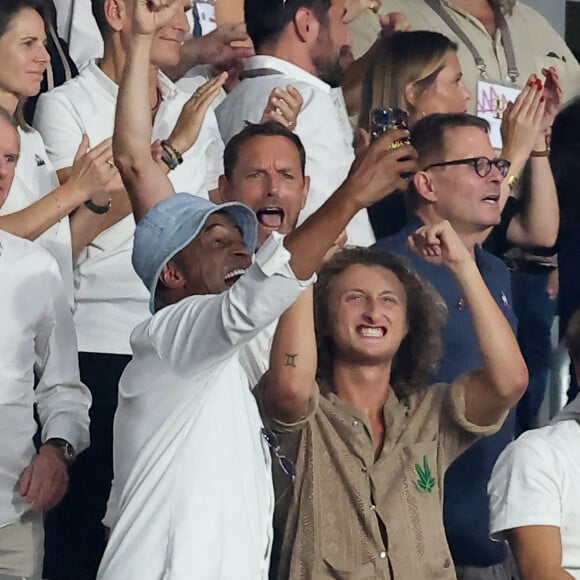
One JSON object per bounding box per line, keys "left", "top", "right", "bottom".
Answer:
{"left": 369, "top": 107, "right": 411, "bottom": 148}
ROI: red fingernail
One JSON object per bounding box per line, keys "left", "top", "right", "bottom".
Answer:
{"left": 540, "top": 96, "right": 545, "bottom": 103}
{"left": 528, "top": 81, "right": 535, "bottom": 87}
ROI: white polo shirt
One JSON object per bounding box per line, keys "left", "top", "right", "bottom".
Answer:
{"left": 34, "top": 62, "right": 225, "bottom": 354}
{"left": 216, "top": 55, "right": 375, "bottom": 247}
{"left": 489, "top": 420, "right": 580, "bottom": 579}
{"left": 0, "top": 229, "right": 91, "bottom": 528}
{"left": 98, "top": 232, "right": 313, "bottom": 580}
{"left": 0, "top": 128, "right": 74, "bottom": 307}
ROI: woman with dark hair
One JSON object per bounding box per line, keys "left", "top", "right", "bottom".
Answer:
{"left": 258, "top": 220, "right": 527, "bottom": 579}
{"left": 0, "top": 0, "right": 117, "bottom": 303}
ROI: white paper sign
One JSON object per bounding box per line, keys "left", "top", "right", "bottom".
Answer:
{"left": 476, "top": 80, "right": 521, "bottom": 149}
{"left": 196, "top": 2, "right": 217, "bottom": 35}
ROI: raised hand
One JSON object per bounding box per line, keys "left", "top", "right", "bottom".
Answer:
{"left": 260, "top": 85, "right": 304, "bottom": 130}
{"left": 344, "top": 0, "right": 381, "bottom": 23}
{"left": 408, "top": 220, "right": 472, "bottom": 269}
{"left": 379, "top": 11, "right": 412, "bottom": 35}
{"left": 500, "top": 74, "right": 545, "bottom": 166}
{"left": 133, "top": 0, "right": 182, "bottom": 36}
{"left": 345, "top": 128, "right": 418, "bottom": 208}
{"left": 540, "top": 66, "right": 563, "bottom": 134}
{"left": 69, "top": 136, "right": 119, "bottom": 202}
{"left": 168, "top": 72, "right": 228, "bottom": 155}
{"left": 197, "top": 22, "right": 255, "bottom": 67}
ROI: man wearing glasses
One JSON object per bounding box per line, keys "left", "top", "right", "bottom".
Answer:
{"left": 374, "top": 112, "right": 519, "bottom": 580}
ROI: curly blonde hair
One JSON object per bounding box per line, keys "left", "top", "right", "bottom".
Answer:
{"left": 314, "top": 248, "right": 448, "bottom": 399}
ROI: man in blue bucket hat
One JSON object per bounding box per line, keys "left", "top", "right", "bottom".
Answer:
{"left": 97, "top": 1, "right": 418, "bottom": 578}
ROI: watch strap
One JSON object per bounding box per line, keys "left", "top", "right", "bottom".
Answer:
{"left": 85, "top": 198, "right": 112, "bottom": 215}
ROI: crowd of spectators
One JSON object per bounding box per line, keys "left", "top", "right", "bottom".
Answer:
{"left": 0, "top": 0, "right": 579, "bottom": 579}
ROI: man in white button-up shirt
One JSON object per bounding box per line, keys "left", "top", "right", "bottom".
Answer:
{"left": 97, "top": 2, "right": 416, "bottom": 577}
{"left": 216, "top": 0, "right": 376, "bottom": 247}
{"left": 34, "top": 1, "right": 227, "bottom": 575}
{"left": 0, "top": 112, "right": 91, "bottom": 579}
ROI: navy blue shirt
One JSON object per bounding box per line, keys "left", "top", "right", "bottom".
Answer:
{"left": 374, "top": 219, "right": 517, "bottom": 567}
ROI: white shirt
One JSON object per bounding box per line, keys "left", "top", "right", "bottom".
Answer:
{"left": 34, "top": 62, "right": 225, "bottom": 354}
{"left": 98, "top": 233, "right": 313, "bottom": 580}
{"left": 554, "top": 394, "right": 580, "bottom": 423}
{"left": 0, "top": 128, "right": 74, "bottom": 306}
{"left": 489, "top": 420, "right": 580, "bottom": 579}
{"left": 53, "top": 0, "right": 103, "bottom": 69}
{"left": 0, "top": 229, "right": 91, "bottom": 529}
{"left": 216, "top": 55, "right": 375, "bottom": 247}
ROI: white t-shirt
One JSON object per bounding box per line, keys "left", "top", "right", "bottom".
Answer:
{"left": 489, "top": 420, "right": 580, "bottom": 579}
{"left": 98, "top": 233, "right": 314, "bottom": 580}
{"left": 0, "top": 128, "right": 74, "bottom": 306}
{"left": 0, "top": 229, "right": 90, "bottom": 528}
{"left": 216, "top": 55, "right": 375, "bottom": 248}
{"left": 34, "top": 62, "right": 225, "bottom": 354}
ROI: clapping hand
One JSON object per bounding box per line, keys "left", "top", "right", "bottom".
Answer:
{"left": 260, "top": 86, "right": 304, "bottom": 130}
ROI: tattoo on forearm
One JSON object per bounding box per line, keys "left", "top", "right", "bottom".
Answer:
{"left": 285, "top": 354, "right": 298, "bottom": 367}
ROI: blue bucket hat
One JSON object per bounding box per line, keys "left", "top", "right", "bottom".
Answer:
{"left": 132, "top": 193, "right": 258, "bottom": 313}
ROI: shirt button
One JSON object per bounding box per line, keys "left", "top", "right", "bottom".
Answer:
{"left": 444, "top": 559, "right": 451, "bottom": 568}
{"left": 352, "top": 419, "right": 360, "bottom": 427}
{"left": 370, "top": 504, "right": 376, "bottom": 511}
{"left": 361, "top": 466, "right": 367, "bottom": 473}
{"left": 379, "top": 551, "right": 387, "bottom": 559}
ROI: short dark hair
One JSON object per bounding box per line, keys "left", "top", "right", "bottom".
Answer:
{"left": 407, "top": 113, "right": 490, "bottom": 208}
{"left": 314, "top": 248, "right": 447, "bottom": 398}
{"left": 223, "top": 121, "right": 306, "bottom": 180}
{"left": 91, "top": 0, "right": 113, "bottom": 39}
{"left": 412, "top": 113, "right": 490, "bottom": 166}
{"left": 244, "top": 0, "right": 331, "bottom": 51}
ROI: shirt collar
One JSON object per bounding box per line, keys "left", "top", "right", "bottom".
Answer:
{"left": 245, "top": 55, "right": 330, "bottom": 93}
{"left": 85, "top": 60, "right": 178, "bottom": 102}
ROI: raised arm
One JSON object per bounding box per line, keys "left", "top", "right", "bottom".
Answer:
{"left": 112, "top": 1, "right": 179, "bottom": 222}
{"left": 409, "top": 221, "right": 528, "bottom": 426}
{"left": 114, "top": 0, "right": 227, "bottom": 222}
{"left": 284, "top": 127, "right": 417, "bottom": 280}
{"left": 500, "top": 71, "right": 560, "bottom": 248}
{"left": 0, "top": 136, "right": 117, "bottom": 242}
{"left": 263, "top": 286, "right": 317, "bottom": 423}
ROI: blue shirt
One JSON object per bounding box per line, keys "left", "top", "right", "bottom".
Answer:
{"left": 374, "top": 219, "right": 517, "bottom": 567}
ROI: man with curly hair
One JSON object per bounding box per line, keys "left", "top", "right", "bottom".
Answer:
{"left": 257, "top": 220, "right": 527, "bottom": 579}
{"left": 374, "top": 112, "right": 520, "bottom": 579}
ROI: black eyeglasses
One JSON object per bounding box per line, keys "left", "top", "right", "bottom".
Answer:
{"left": 423, "top": 156, "right": 511, "bottom": 178}
{"left": 261, "top": 427, "right": 296, "bottom": 481}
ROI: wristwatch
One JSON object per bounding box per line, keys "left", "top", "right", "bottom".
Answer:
{"left": 44, "top": 438, "right": 76, "bottom": 466}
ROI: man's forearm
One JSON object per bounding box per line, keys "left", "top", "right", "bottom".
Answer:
{"left": 69, "top": 196, "right": 133, "bottom": 258}
{"left": 507, "top": 154, "right": 559, "bottom": 248}
{"left": 114, "top": 33, "right": 174, "bottom": 221}
{"left": 451, "top": 260, "right": 527, "bottom": 405}
{"left": 284, "top": 184, "right": 361, "bottom": 280}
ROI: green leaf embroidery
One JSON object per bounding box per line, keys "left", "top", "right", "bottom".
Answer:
{"left": 415, "top": 455, "right": 436, "bottom": 493}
